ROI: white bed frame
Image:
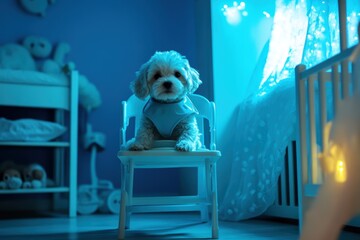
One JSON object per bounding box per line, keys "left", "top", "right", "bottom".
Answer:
{"left": 0, "top": 70, "right": 79, "bottom": 217}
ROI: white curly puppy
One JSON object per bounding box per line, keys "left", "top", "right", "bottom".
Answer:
{"left": 127, "top": 50, "right": 202, "bottom": 151}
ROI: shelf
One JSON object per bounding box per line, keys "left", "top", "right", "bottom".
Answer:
{"left": 0, "top": 187, "right": 69, "bottom": 194}
{"left": 0, "top": 70, "right": 79, "bottom": 216}
{"left": 0, "top": 141, "right": 70, "bottom": 147}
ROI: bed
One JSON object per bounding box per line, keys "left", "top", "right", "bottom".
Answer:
{"left": 0, "top": 69, "right": 79, "bottom": 217}
{"left": 295, "top": 5, "right": 360, "bottom": 227}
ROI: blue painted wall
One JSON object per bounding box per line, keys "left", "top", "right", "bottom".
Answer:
{"left": 0, "top": 0, "right": 212, "bottom": 196}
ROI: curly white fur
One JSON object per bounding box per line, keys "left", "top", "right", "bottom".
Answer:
{"left": 127, "top": 50, "right": 202, "bottom": 151}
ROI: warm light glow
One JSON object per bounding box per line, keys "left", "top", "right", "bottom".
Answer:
{"left": 320, "top": 143, "right": 347, "bottom": 183}
{"left": 318, "top": 122, "right": 347, "bottom": 183}
{"left": 334, "top": 151, "right": 347, "bottom": 183}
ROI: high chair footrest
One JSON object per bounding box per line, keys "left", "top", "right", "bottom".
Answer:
{"left": 128, "top": 204, "right": 210, "bottom": 213}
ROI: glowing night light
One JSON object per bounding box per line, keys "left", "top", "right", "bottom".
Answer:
{"left": 327, "top": 143, "right": 347, "bottom": 183}
{"left": 335, "top": 157, "right": 347, "bottom": 183}
{"left": 317, "top": 123, "right": 347, "bottom": 183}
{"left": 319, "top": 140, "right": 347, "bottom": 183}
{"left": 224, "top": 7, "right": 241, "bottom": 25}
{"left": 221, "top": 1, "right": 247, "bottom": 25}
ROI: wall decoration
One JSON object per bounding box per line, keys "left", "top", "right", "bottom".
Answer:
{"left": 19, "top": 0, "right": 56, "bottom": 17}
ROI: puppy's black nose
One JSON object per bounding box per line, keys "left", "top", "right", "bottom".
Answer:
{"left": 163, "top": 81, "right": 172, "bottom": 89}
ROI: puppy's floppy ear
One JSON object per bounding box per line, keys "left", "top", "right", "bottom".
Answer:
{"left": 130, "top": 61, "right": 150, "bottom": 99}
{"left": 188, "top": 67, "right": 202, "bottom": 93}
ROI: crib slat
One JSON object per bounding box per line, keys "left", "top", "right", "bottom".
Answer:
{"left": 280, "top": 159, "right": 287, "bottom": 206}
{"left": 318, "top": 71, "right": 327, "bottom": 150}
{"left": 332, "top": 64, "right": 340, "bottom": 115}
{"left": 352, "top": 61, "right": 359, "bottom": 95}
{"left": 296, "top": 64, "right": 307, "bottom": 230}
{"left": 287, "top": 142, "right": 295, "bottom": 206}
{"left": 318, "top": 71, "right": 327, "bottom": 184}
{"left": 341, "top": 60, "right": 350, "bottom": 99}
{"left": 307, "top": 75, "right": 316, "bottom": 185}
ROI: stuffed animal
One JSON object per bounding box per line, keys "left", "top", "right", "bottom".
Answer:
{"left": 22, "top": 163, "right": 47, "bottom": 188}
{"left": 0, "top": 161, "right": 23, "bottom": 190}
{"left": 0, "top": 43, "right": 36, "bottom": 70}
{"left": 22, "top": 35, "right": 71, "bottom": 74}
{"left": 0, "top": 37, "right": 102, "bottom": 112}
{"left": 23, "top": 36, "right": 52, "bottom": 59}
{"left": 3, "top": 169, "right": 23, "bottom": 189}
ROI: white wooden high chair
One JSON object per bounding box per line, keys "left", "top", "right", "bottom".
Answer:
{"left": 117, "top": 94, "right": 221, "bottom": 239}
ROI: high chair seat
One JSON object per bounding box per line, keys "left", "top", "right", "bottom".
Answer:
{"left": 117, "top": 94, "right": 221, "bottom": 239}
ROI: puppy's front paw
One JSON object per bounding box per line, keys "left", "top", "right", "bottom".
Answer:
{"left": 175, "top": 140, "right": 195, "bottom": 152}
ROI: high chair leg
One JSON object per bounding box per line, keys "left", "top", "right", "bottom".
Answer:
{"left": 118, "top": 190, "right": 127, "bottom": 239}
{"left": 211, "top": 163, "right": 219, "bottom": 239}
{"left": 212, "top": 192, "right": 219, "bottom": 239}
{"left": 200, "top": 205, "right": 209, "bottom": 222}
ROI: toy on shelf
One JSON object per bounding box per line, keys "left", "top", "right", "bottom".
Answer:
{"left": 0, "top": 161, "right": 52, "bottom": 190}
{"left": 22, "top": 35, "right": 71, "bottom": 74}
{"left": 0, "top": 43, "right": 37, "bottom": 70}
{"left": 77, "top": 124, "right": 121, "bottom": 215}
{"left": 0, "top": 36, "right": 102, "bottom": 112}
{"left": 22, "top": 163, "right": 47, "bottom": 189}
{"left": 0, "top": 161, "right": 22, "bottom": 190}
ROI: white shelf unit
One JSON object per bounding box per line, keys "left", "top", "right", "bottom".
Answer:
{"left": 0, "top": 71, "right": 79, "bottom": 217}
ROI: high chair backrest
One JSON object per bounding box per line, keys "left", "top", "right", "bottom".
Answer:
{"left": 120, "top": 94, "right": 217, "bottom": 150}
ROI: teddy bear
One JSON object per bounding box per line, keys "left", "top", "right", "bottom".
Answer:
{"left": 0, "top": 161, "right": 49, "bottom": 189}
{"left": 3, "top": 169, "right": 23, "bottom": 189}
{"left": 0, "top": 43, "right": 37, "bottom": 71}
{"left": 22, "top": 163, "right": 47, "bottom": 189}
{"left": 22, "top": 35, "right": 71, "bottom": 74}
{"left": 0, "top": 161, "right": 23, "bottom": 190}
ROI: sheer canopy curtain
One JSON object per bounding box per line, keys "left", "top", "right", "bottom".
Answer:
{"left": 218, "top": 0, "right": 360, "bottom": 221}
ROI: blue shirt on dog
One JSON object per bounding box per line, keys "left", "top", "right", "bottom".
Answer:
{"left": 143, "top": 96, "right": 198, "bottom": 138}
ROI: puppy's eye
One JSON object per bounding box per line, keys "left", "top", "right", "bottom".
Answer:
{"left": 154, "top": 73, "right": 162, "bottom": 80}
{"left": 174, "top": 71, "right": 181, "bottom": 78}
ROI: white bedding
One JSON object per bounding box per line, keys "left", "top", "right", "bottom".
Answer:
{"left": 0, "top": 68, "right": 102, "bottom": 110}
{"left": 0, "top": 69, "right": 68, "bottom": 87}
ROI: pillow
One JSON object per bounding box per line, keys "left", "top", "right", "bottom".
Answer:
{"left": 0, "top": 118, "right": 66, "bottom": 142}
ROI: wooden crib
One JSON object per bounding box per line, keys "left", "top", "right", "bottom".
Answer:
{"left": 295, "top": 19, "right": 360, "bottom": 229}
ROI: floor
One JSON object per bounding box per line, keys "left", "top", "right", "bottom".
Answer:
{"left": 0, "top": 212, "right": 359, "bottom": 240}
